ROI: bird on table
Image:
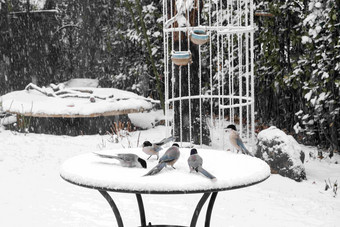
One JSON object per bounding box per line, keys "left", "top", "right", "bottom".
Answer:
{"left": 94, "top": 152, "right": 147, "bottom": 169}
{"left": 225, "top": 124, "right": 254, "bottom": 157}
{"left": 188, "top": 148, "right": 216, "bottom": 180}
{"left": 142, "top": 136, "right": 175, "bottom": 160}
{"left": 144, "top": 143, "right": 180, "bottom": 176}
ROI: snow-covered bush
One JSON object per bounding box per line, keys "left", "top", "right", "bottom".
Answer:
{"left": 256, "top": 126, "right": 306, "bottom": 182}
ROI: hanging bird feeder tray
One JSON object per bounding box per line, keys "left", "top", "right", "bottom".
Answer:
{"left": 171, "top": 51, "right": 192, "bottom": 66}
{"left": 190, "top": 29, "right": 209, "bottom": 45}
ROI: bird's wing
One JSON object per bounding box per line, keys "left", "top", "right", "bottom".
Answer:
{"left": 236, "top": 137, "right": 247, "bottom": 151}
{"left": 229, "top": 132, "right": 241, "bottom": 150}
{"left": 159, "top": 153, "right": 176, "bottom": 163}
{"left": 155, "top": 136, "right": 175, "bottom": 146}
{"left": 117, "top": 153, "right": 136, "bottom": 162}
{"left": 236, "top": 138, "right": 254, "bottom": 156}
{"left": 144, "top": 162, "right": 167, "bottom": 176}
{"left": 154, "top": 146, "right": 163, "bottom": 153}
{"left": 187, "top": 156, "right": 196, "bottom": 169}
{"left": 160, "top": 147, "right": 180, "bottom": 163}
{"left": 235, "top": 136, "right": 244, "bottom": 147}
{"left": 188, "top": 154, "right": 202, "bottom": 170}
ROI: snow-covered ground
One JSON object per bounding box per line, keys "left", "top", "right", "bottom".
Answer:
{"left": 0, "top": 124, "right": 339, "bottom": 227}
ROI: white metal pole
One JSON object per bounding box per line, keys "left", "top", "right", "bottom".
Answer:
{"left": 209, "top": 0, "right": 213, "bottom": 145}
{"left": 179, "top": 30, "right": 183, "bottom": 146}
{"left": 250, "top": 0, "right": 255, "bottom": 145}
{"left": 221, "top": 34, "right": 225, "bottom": 149}
{"left": 163, "top": 0, "right": 168, "bottom": 137}
{"left": 187, "top": 3, "right": 192, "bottom": 146}
{"left": 198, "top": 0, "right": 202, "bottom": 146}
{"left": 217, "top": 0, "right": 221, "bottom": 135}
{"left": 245, "top": 0, "right": 250, "bottom": 141}
{"left": 238, "top": 32, "right": 243, "bottom": 138}
{"left": 171, "top": 0, "right": 175, "bottom": 142}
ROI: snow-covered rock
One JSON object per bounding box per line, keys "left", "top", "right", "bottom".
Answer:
{"left": 255, "top": 126, "right": 306, "bottom": 182}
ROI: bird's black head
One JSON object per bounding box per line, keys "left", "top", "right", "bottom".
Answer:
{"left": 142, "top": 141, "right": 152, "bottom": 147}
{"left": 172, "top": 143, "right": 179, "bottom": 147}
{"left": 226, "top": 124, "right": 237, "bottom": 131}
{"left": 190, "top": 149, "right": 198, "bottom": 155}
{"left": 137, "top": 158, "right": 147, "bottom": 168}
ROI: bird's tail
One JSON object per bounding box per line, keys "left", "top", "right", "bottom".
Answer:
{"left": 239, "top": 143, "right": 254, "bottom": 157}
{"left": 144, "top": 162, "right": 167, "bottom": 176}
{"left": 156, "top": 136, "right": 176, "bottom": 146}
{"left": 197, "top": 166, "right": 216, "bottom": 180}
{"left": 94, "top": 152, "right": 120, "bottom": 160}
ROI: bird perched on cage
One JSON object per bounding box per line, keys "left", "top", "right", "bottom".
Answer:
{"left": 93, "top": 152, "right": 147, "bottom": 168}
{"left": 165, "top": 0, "right": 194, "bottom": 28}
{"left": 188, "top": 149, "right": 216, "bottom": 180}
{"left": 144, "top": 143, "right": 180, "bottom": 176}
{"left": 225, "top": 124, "right": 254, "bottom": 157}
{"left": 142, "top": 136, "right": 176, "bottom": 160}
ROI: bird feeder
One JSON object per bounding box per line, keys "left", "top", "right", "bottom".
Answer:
{"left": 171, "top": 51, "right": 192, "bottom": 66}
{"left": 164, "top": 0, "right": 256, "bottom": 150}
{"left": 190, "top": 29, "right": 209, "bottom": 45}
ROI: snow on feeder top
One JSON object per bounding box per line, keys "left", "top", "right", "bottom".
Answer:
{"left": 171, "top": 51, "right": 192, "bottom": 66}
{"left": 190, "top": 29, "right": 209, "bottom": 45}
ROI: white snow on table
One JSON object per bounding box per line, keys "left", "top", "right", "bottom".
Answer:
{"left": 60, "top": 148, "right": 270, "bottom": 193}
{"left": 1, "top": 88, "right": 153, "bottom": 117}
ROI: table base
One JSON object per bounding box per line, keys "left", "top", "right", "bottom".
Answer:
{"left": 99, "top": 190, "right": 218, "bottom": 227}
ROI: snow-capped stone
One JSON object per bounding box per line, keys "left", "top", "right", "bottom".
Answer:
{"left": 255, "top": 126, "right": 306, "bottom": 182}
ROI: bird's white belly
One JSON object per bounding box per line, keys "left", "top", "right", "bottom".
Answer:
{"left": 143, "top": 148, "right": 157, "bottom": 155}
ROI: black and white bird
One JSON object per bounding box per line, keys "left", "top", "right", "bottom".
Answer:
{"left": 188, "top": 149, "right": 216, "bottom": 180}
{"left": 142, "top": 136, "right": 175, "bottom": 160}
{"left": 144, "top": 143, "right": 180, "bottom": 176}
{"left": 225, "top": 124, "right": 254, "bottom": 157}
{"left": 94, "top": 152, "right": 147, "bottom": 168}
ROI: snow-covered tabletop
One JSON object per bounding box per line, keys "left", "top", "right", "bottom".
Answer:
{"left": 1, "top": 88, "right": 154, "bottom": 118}
{"left": 60, "top": 148, "right": 270, "bottom": 193}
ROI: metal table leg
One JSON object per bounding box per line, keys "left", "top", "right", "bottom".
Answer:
{"left": 205, "top": 192, "right": 218, "bottom": 227}
{"left": 99, "top": 191, "right": 218, "bottom": 227}
{"left": 136, "top": 194, "right": 147, "bottom": 227}
{"left": 99, "top": 190, "right": 124, "bottom": 227}
{"left": 190, "top": 193, "right": 211, "bottom": 227}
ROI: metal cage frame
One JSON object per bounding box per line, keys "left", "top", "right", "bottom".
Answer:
{"left": 164, "top": 0, "right": 255, "bottom": 150}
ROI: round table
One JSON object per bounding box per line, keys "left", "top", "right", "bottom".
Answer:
{"left": 60, "top": 148, "right": 270, "bottom": 227}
